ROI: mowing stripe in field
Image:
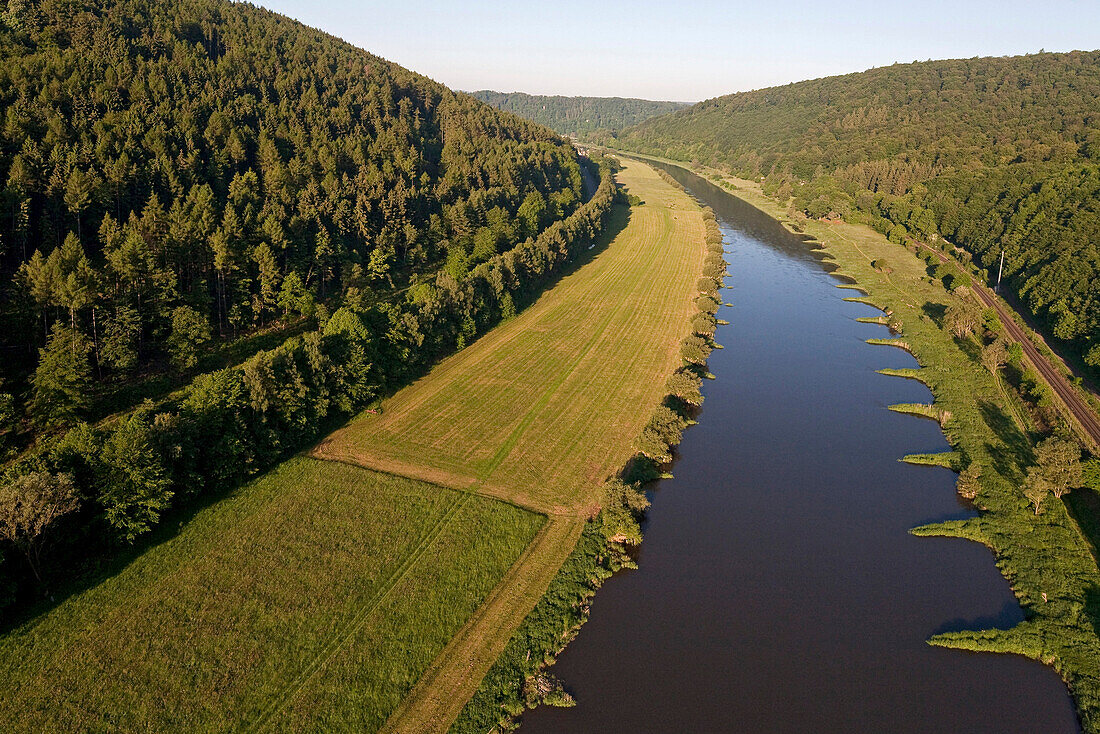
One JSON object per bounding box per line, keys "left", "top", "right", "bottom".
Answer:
{"left": 357, "top": 159, "right": 707, "bottom": 734}
{"left": 246, "top": 492, "right": 474, "bottom": 732}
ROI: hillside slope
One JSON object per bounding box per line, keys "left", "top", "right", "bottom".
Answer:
{"left": 0, "top": 0, "right": 602, "bottom": 614}
{"left": 618, "top": 51, "right": 1100, "bottom": 375}
{"left": 0, "top": 0, "right": 583, "bottom": 443}
{"left": 470, "top": 90, "right": 686, "bottom": 136}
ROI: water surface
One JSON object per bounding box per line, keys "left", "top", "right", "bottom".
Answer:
{"left": 520, "top": 165, "right": 1079, "bottom": 733}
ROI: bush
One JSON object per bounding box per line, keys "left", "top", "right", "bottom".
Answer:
{"left": 666, "top": 370, "right": 704, "bottom": 406}
{"left": 692, "top": 313, "right": 717, "bottom": 337}
{"left": 1083, "top": 458, "right": 1100, "bottom": 491}
{"left": 680, "top": 335, "right": 712, "bottom": 365}
{"left": 697, "top": 277, "right": 719, "bottom": 295}
{"left": 695, "top": 294, "right": 720, "bottom": 316}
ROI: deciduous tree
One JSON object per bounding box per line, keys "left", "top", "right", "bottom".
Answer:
{"left": 0, "top": 472, "right": 79, "bottom": 582}
{"left": 167, "top": 306, "right": 212, "bottom": 369}
{"left": 945, "top": 300, "right": 983, "bottom": 339}
{"left": 981, "top": 338, "right": 1009, "bottom": 376}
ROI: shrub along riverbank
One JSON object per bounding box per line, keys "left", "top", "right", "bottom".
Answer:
{"left": 639, "top": 155, "right": 1100, "bottom": 731}
{"left": 0, "top": 156, "right": 619, "bottom": 619}
{"left": 449, "top": 173, "right": 726, "bottom": 732}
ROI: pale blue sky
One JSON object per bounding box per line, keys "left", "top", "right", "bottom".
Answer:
{"left": 255, "top": 0, "right": 1100, "bottom": 102}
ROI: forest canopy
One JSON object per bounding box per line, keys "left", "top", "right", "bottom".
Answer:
{"left": 617, "top": 51, "right": 1100, "bottom": 375}
{"left": 470, "top": 90, "right": 687, "bottom": 137}
{"left": 0, "top": 0, "right": 587, "bottom": 448}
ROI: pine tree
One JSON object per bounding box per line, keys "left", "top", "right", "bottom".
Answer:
{"left": 30, "top": 325, "right": 92, "bottom": 430}
{"left": 167, "top": 306, "right": 212, "bottom": 370}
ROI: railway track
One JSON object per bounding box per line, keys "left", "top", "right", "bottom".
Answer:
{"left": 921, "top": 242, "right": 1100, "bottom": 451}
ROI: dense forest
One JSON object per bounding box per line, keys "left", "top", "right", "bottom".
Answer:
{"left": 470, "top": 90, "right": 686, "bottom": 137}
{"left": 0, "top": 0, "right": 613, "bottom": 611}
{"left": 0, "top": 0, "right": 587, "bottom": 449}
{"left": 617, "top": 51, "right": 1100, "bottom": 377}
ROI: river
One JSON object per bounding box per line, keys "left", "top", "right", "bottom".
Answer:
{"left": 519, "top": 164, "right": 1079, "bottom": 732}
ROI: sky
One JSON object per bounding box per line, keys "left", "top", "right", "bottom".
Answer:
{"left": 254, "top": 0, "right": 1100, "bottom": 102}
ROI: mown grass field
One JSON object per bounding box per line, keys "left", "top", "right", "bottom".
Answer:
{"left": 0, "top": 458, "right": 543, "bottom": 732}
{"left": 314, "top": 158, "right": 707, "bottom": 516}
{"left": 652, "top": 154, "right": 1100, "bottom": 731}
{"left": 0, "top": 158, "right": 708, "bottom": 734}
{"left": 311, "top": 158, "right": 707, "bottom": 732}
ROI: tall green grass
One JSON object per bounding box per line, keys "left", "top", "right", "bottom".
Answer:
{"left": 0, "top": 458, "right": 542, "bottom": 732}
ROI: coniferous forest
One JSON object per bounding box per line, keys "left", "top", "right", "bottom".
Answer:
{"left": 470, "top": 90, "right": 687, "bottom": 137}
{"left": 0, "top": 0, "right": 615, "bottom": 608}
{"left": 617, "top": 51, "right": 1100, "bottom": 376}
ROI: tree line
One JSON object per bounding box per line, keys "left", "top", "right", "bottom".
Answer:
{"left": 470, "top": 91, "right": 687, "bottom": 138}
{"left": 0, "top": 0, "right": 586, "bottom": 457}
{"left": 616, "top": 51, "right": 1100, "bottom": 378}
{"left": 0, "top": 148, "right": 618, "bottom": 616}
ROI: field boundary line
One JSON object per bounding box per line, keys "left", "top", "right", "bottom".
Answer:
{"left": 379, "top": 516, "right": 585, "bottom": 734}
{"left": 245, "top": 492, "right": 473, "bottom": 732}
{"left": 314, "top": 454, "right": 569, "bottom": 517}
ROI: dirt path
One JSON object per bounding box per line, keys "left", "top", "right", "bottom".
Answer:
{"left": 378, "top": 515, "right": 585, "bottom": 734}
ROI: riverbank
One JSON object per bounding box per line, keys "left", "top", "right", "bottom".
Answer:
{"left": 624, "top": 152, "right": 1100, "bottom": 731}
{"left": 356, "top": 158, "right": 713, "bottom": 732}
{"left": 447, "top": 165, "right": 725, "bottom": 733}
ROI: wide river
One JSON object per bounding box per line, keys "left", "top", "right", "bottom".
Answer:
{"left": 520, "top": 164, "right": 1079, "bottom": 732}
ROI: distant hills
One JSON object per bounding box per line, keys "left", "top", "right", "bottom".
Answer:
{"left": 469, "top": 90, "right": 687, "bottom": 136}
{"left": 617, "top": 51, "right": 1100, "bottom": 374}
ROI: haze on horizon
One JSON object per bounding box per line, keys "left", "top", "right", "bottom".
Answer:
{"left": 254, "top": 0, "right": 1100, "bottom": 102}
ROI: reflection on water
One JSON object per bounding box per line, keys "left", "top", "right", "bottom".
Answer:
{"left": 519, "top": 163, "right": 1079, "bottom": 733}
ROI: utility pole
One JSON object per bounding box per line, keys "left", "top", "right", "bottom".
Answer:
{"left": 996, "top": 249, "right": 1005, "bottom": 293}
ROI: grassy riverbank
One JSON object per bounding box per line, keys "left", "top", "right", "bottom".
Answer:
{"left": 447, "top": 163, "right": 726, "bottom": 734}
{"left": 622, "top": 151, "right": 1100, "bottom": 732}
{"left": 332, "top": 158, "right": 710, "bottom": 732}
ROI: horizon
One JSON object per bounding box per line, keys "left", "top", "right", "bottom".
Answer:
{"left": 253, "top": 0, "right": 1100, "bottom": 102}
{"left": 460, "top": 45, "right": 1099, "bottom": 104}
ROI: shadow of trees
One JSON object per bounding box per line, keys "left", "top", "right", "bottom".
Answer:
{"left": 922, "top": 301, "right": 947, "bottom": 327}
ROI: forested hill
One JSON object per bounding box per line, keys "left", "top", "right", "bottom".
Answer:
{"left": 617, "top": 51, "right": 1100, "bottom": 376}
{"left": 469, "top": 90, "right": 686, "bottom": 136}
{"left": 0, "top": 0, "right": 584, "bottom": 438}
{"left": 0, "top": 0, "right": 625, "bottom": 611}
